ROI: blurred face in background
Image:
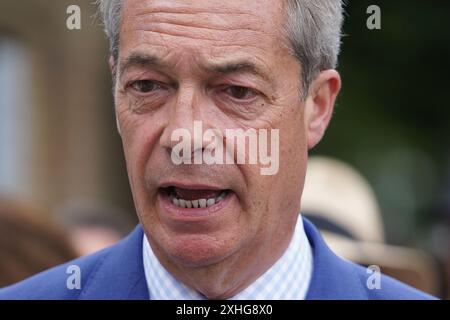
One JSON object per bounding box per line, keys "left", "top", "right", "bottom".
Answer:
{"left": 68, "top": 226, "right": 123, "bottom": 256}
{"left": 113, "top": 0, "right": 340, "bottom": 297}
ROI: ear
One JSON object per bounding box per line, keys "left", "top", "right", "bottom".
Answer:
{"left": 304, "top": 69, "right": 341, "bottom": 149}
{"left": 108, "top": 56, "right": 122, "bottom": 136}
{"left": 108, "top": 55, "right": 116, "bottom": 77}
{"left": 116, "top": 114, "right": 122, "bottom": 136}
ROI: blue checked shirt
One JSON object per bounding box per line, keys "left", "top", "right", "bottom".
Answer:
{"left": 143, "top": 216, "right": 313, "bottom": 300}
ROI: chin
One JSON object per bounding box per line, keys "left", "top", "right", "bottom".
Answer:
{"left": 161, "top": 233, "right": 240, "bottom": 268}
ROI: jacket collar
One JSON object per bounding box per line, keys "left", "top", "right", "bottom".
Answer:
{"left": 78, "top": 225, "right": 149, "bottom": 300}
{"left": 78, "top": 217, "right": 367, "bottom": 300}
{"left": 304, "top": 218, "right": 368, "bottom": 299}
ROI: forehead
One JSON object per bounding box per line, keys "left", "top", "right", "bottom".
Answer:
{"left": 119, "top": 0, "right": 286, "bottom": 65}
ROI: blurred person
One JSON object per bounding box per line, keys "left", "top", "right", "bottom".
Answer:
{"left": 430, "top": 221, "right": 450, "bottom": 299}
{"left": 0, "top": 0, "right": 436, "bottom": 299}
{"left": 0, "top": 197, "right": 78, "bottom": 287}
{"left": 430, "top": 168, "right": 450, "bottom": 299}
{"left": 55, "top": 200, "right": 135, "bottom": 256}
{"left": 301, "top": 156, "right": 442, "bottom": 297}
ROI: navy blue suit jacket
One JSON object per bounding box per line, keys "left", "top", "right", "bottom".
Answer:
{"left": 0, "top": 218, "right": 435, "bottom": 299}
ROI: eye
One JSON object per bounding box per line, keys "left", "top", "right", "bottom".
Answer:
{"left": 129, "top": 80, "right": 162, "bottom": 93}
{"left": 224, "top": 86, "right": 257, "bottom": 101}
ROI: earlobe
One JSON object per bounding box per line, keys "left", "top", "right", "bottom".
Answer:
{"left": 305, "top": 70, "right": 341, "bottom": 149}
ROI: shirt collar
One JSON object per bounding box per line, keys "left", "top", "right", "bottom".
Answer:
{"left": 143, "top": 216, "right": 313, "bottom": 300}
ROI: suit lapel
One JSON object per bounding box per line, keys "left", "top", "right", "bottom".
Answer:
{"left": 78, "top": 225, "right": 149, "bottom": 300}
{"left": 303, "top": 217, "right": 368, "bottom": 299}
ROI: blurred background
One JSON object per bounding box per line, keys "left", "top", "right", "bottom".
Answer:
{"left": 0, "top": 0, "right": 449, "bottom": 298}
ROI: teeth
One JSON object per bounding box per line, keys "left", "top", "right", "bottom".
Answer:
{"left": 170, "top": 191, "right": 227, "bottom": 209}
{"left": 199, "top": 199, "right": 207, "bottom": 208}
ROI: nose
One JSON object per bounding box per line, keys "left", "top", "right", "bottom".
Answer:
{"left": 159, "top": 85, "right": 211, "bottom": 162}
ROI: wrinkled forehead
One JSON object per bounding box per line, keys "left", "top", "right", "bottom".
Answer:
{"left": 120, "top": 0, "right": 285, "bottom": 33}
{"left": 119, "top": 0, "right": 287, "bottom": 62}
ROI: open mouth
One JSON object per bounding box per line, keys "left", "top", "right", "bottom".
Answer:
{"left": 160, "top": 186, "right": 231, "bottom": 209}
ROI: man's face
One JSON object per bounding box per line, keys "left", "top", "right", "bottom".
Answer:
{"left": 115, "top": 0, "right": 313, "bottom": 270}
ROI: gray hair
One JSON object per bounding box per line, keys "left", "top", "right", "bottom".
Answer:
{"left": 97, "top": 0, "right": 344, "bottom": 99}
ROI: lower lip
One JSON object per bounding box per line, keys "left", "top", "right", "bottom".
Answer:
{"left": 158, "top": 190, "right": 235, "bottom": 219}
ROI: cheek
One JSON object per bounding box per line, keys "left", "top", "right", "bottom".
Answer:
{"left": 238, "top": 104, "right": 307, "bottom": 214}
{"left": 119, "top": 115, "right": 161, "bottom": 189}
{"left": 282, "top": 109, "right": 308, "bottom": 175}
{"left": 270, "top": 109, "right": 308, "bottom": 212}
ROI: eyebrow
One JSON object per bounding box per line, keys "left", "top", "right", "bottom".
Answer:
{"left": 119, "top": 52, "right": 272, "bottom": 83}
{"left": 119, "top": 52, "right": 162, "bottom": 78}
{"left": 206, "top": 61, "right": 272, "bottom": 83}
